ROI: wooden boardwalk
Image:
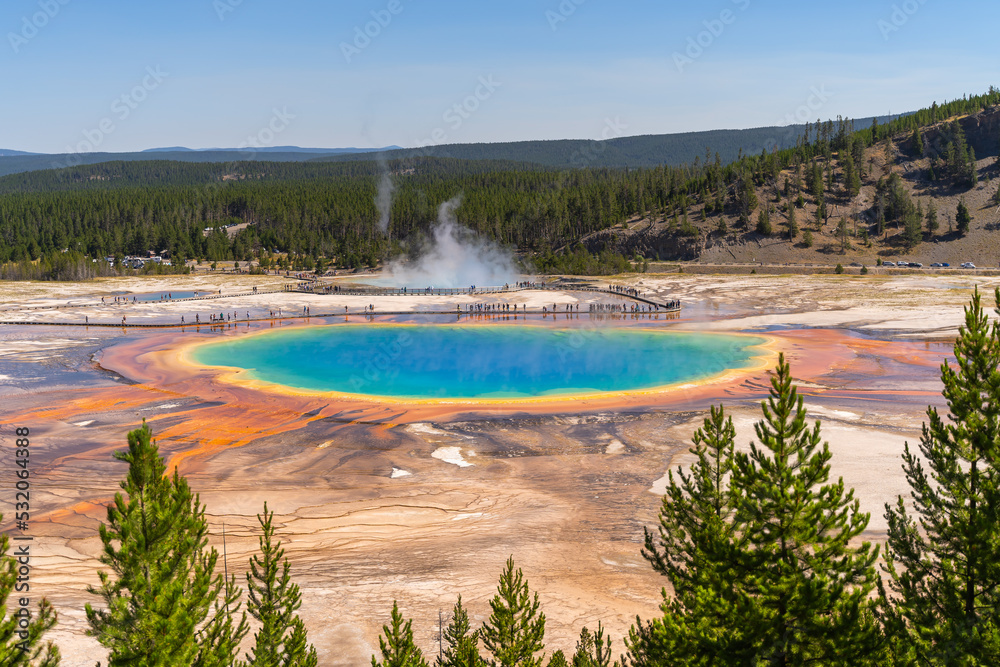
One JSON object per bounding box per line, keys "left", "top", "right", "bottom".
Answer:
{"left": 0, "top": 284, "right": 680, "bottom": 329}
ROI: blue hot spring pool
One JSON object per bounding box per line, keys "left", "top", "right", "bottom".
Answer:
{"left": 192, "top": 325, "right": 768, "bottom": 400}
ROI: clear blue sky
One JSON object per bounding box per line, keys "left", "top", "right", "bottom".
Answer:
{"left": 2, "top": 0, "right": 997, "bottom": 153}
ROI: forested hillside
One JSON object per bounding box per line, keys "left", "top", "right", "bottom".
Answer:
{"left": 0, "top": 159, "right": 669, "bottom": 272}
{"left": 603, "top": 90, "right": 1000, "bottom": 266}
{"left": 0, "top": 90, "right": 997, "bottom": 279}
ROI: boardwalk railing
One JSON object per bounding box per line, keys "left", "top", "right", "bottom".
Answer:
{"left": 0, "top": 282, "right": 680, "bottom": 326}
{"left": 0, "top": 285, "right": 290, "bottom": 313}
{"left": 293, "top": 282, "right": 680, "bottom": 311}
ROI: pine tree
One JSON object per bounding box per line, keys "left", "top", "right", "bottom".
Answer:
{"left": 732, "top": 354, "right": 881, "bottom": 664}
{"left": 736, "top": 170, "right": 758, "bottom": 225}
{"left": 810, "top": 161, "right": 824, "bottom": 201}
{"left": 480, "top": 558, "right": 546, "bottom": 667}
{"left": 246, "top": 503, "right": 318, "bottom": 666}
{"left": 571, "top": 624, "right": 618, "bottom": 667}
{"left": 903, "top": 202, "right": 923, "bottom": 248}
{"left": 438, "top": 596, "right": 485, "bottom": 667}
{"left": 85, "top": 422, "right": 247, "bottom": 667}
{"left": 926, "top": 201, "right": 939, "bottom": 238}
{"left": 280, "top": 619, "right": 315, "bottom": 667}
{"left": 546, "top": 652, "right": 568, "bottom": 667}
{"left": 843, "top": 153, "right": 861, "bottom": 198}
{"left": 0, "top": 519, "right": 60, "bottom": 666}
{"left": 642, "top": 405, "right": 737, "bottom": 606}
{"left": 881, "top": 288, "right": 1000, "bottom": 664}
{"left": 957, "top": 199, "right": 972, "bottom": 236}
{"left": 372, "top": 602, "right": 429, "bottom": 667}
{"left": 837, "top": 217, "right": 850, "bottom": 253}
{"left": 631, "top": 359, "right": 883, "bottom": 666}
{"left": 756, "top": 207, "right": 771, "bottom": 236}
{"left": 630, "top": 406, "right": 753, "bottom": 665}
{"left": 195, "top": 574, "right": 250, "bottom": 667}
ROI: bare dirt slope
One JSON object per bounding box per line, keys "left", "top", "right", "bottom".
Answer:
{"left": 585, "top": 108, "right": 1000, "bottom": 268}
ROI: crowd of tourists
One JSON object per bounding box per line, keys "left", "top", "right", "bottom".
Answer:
{"left": 467, "top": 303, "right": 523, "bottom": 313}
{"left": 607, "top": 284, "right": 641, "bottom": 298}
{"left": 96, "top": 278, "right": 679, "bottom": 328}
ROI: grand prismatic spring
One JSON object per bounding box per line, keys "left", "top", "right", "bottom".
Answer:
{"left": 0, "top": 272, "right": 986, "bottom": 666}
{"left": 191, "top": 325, "right": 769, "bottom": 400}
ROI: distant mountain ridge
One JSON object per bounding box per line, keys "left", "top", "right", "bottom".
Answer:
{"left": 0, "top": 150, "right": 394, "bottom": 178}
{"left": 311, "top": 115, "right": 906, "bottom": 169}
{"left": 0, "top": 114, "right": 906, "bottom": 177}
{"left": 140, "top": 145, "right": 401, "bottom": 154}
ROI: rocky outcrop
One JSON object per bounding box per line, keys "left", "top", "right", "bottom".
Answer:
{"left": 923, "top": 106, "right": 1000, "bottom": 160}
{"left": 582, "top": 223, "right": 708, "bottom": 261}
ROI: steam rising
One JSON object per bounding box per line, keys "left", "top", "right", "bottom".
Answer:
{"left": 385, "top": 196, "right": 522, "bottom": 288}
{"left": 373, "top": 147, "right": 395, "bottom": 234}
{"left": 376, "top": 170, "right": 393, "bottom": 233}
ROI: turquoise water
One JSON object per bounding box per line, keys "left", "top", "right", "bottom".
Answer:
{"left": 193, "top": 325, "right": 766, "bottom": 399}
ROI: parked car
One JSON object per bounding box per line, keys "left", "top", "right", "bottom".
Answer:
{"left": 941, "top": 263, "right": 950, "bottom": 267}
{"left": 930, "top": 262, "right": 943, "bottom": 267}
{"left": 882, "top": 261, "right": 895, "bottom": 267}
{"left": 909, "top": 262, "right": 923, "bottom": 268}
{"left": 961, "top": 262, "right": 976, "bottom": 269}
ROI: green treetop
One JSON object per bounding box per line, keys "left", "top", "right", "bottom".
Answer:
{"left": 630, "top": 356, "right": 882, "bottom": 666}
{"left": 481, "top": 558, "right": 546, "bottom": 667}
{"left": 438, "top": 596, "right": 486, "bottom": 667}
{"left": 956, "top": 199, "right": 972, "bottom": 236}
{"left": 925, "top": 200, "right": 939, "bottom": 237}
{"left": 546, "top": 652, "right": 568, "bottom": 667}
{"left": 881, "top": 288, "right": 1000, "bottom": 664}
{"left": 85, "top": 422, "right": 247, "bottom": 667}
{"left": 733, "top": 354, "right": 881, "bottom": 664}
{"left": 245, "top": 502, "right": 318, "bottom": 666}
{"left": 571, "top": 624, "right": 618, "bottom": 667}
{"left": 630, "top": 405, "right": 753, "bottom": 666}
{"left": 372, "top": 602, "right": 429, "bottom": 667}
